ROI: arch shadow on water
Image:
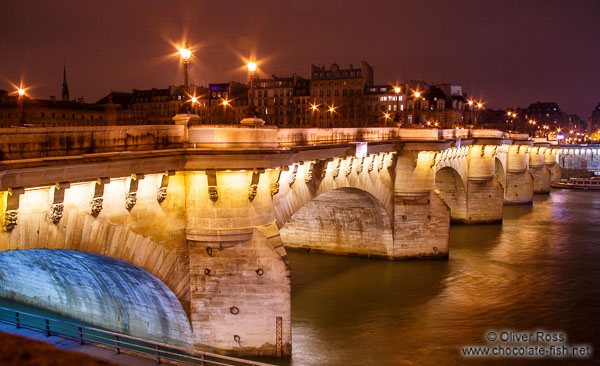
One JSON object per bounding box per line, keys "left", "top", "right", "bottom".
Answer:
{"left": 0, "top": 249, "right": 192, "bottom": 348}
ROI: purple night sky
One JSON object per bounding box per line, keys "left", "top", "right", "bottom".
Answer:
{"left": 1, "top": 0, "right": 599, "bottom": 118}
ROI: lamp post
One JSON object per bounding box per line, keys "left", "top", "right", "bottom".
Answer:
{"left": 17, "top": 87, "right": 25, "bottom": 125}
{"left": 240, "top": 61, "right": 265, "bottom": 125}
{"left": 179, "top": 43, "right": 192, "bottom": 92}
{"left": 413, "top": 91, "right": 422, "bottom": 126}
{"left": 467, "top": 100, "right": 474, "bottom": 125}
{"left": 246, "top": 61, "right": 257, "bottom": 118}
{"left": 393, "top": 86, "right": 401, "bottom": 124}
{"left": 190, "top": 96, "right": 198, "bottom": 114}
{"left": 476, "top": 102, "right": 483, "bottom": 126}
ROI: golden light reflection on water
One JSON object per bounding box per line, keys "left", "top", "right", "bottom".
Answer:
{"left": 286, "top": 190, "right": 600, "bottom": 366}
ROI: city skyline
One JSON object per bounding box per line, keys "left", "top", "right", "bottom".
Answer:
{"left": 1, "top": 0, "right": 599, "bottom": 119}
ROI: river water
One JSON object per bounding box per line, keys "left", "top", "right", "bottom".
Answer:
{"left": 1, "top": 190, "right": 599, "bottom": 365}
{"left": 285, "top": 190, "right": 600, "bottom": 365}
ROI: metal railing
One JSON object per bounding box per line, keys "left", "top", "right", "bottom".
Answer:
{"left": 0, "top": 306, "right": 276, "bottom": 366}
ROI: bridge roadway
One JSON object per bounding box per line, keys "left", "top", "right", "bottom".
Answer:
{"left": 0, "top": 120, "right": 571, "bottom": 357}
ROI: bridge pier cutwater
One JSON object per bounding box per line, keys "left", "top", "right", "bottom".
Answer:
{"left": 0, "top": 123, "right": 565, "bottom": 356}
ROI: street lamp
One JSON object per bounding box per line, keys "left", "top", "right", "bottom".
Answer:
{"left": 393, "top": 86, "right": 402, "bottom": 124}
{"left": 179, "top": 43, "right": 192, "bottom": 92}
{"left": 467, "top": 100, "right": 474, "bottom": 125}
{"left": 413, "top": 90, "right": 422, "bottom": 126}
{"left": 246, "top": 61, "right": 258, "bottom": 119}
{"left": 384, "top": 112, "right": 391, "bottom": 126}
{"left": 17, "top": 87, "right": 25, "bottom": 125}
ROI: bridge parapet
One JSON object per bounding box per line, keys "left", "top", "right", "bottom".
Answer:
{"left": 1, "top": 126, "right": 516, "bottom": 163}
{"left": 0, "top": 125, "right": 185, "bottom": 161}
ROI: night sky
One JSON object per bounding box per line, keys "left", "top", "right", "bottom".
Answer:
{"left": 1, "top": 0, "right": 599, "bottom": 119}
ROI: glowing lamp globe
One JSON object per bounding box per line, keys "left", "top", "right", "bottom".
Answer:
{"left": 179, "top": 47, "right": 192, "bottom": 61}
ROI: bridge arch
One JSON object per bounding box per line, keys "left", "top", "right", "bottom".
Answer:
{"left": 0, "top": 179, "right": 190, "bottom": 317}
{"left": 0, "top": 249, "right": 192, "bottom": 347}
{"left": 279, "top": 187, "right": 394, "bottom": 258}
{"left": 434, "top": 167, "right": 467, "bottom": 222}
{"left": 273, "top": 155, "right": 395, "bottom": 231}
{"left": 273, "top": 156, "right": 396, "bottom": 258}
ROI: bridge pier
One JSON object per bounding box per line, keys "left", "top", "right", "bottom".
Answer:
{"left": 394, "top": 151, "right": 450, "bottom": 258}
{"left": 393, "top": 190, "right": 450, "bottom": 258}
{"left": 463, "top": 145, "right": 504, "bottom": 223}
{"left": 545, "top": 148, "right": 561, "bottom": 182}
{"left": 504, "top": 144, "right": 534, "bottom": 205}
{"left": 185, "top": 170, "right": 291, "bottom": 357}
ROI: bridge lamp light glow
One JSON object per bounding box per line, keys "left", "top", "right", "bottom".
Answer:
{"left": 222, "top": 99, "right": 229, "bottom": 106}
{"left": 247, "top": 62, "right": 257, "bottom": 72}
{"left": 394, "top": 86, "right": 401, "bottom": 94}
{"left": 17, "top": 88, "right": 25, "bottom": 96}
{"left": 191, "top": 97, "right": 198, "bottom": 104}
{"left": 310, "top": 103, "right": 319, "bottom": 111}
{"left": 477, "top": 102, "right": 483, "bottom": 109}
{"left": 179, "top": 46, "right": 192, "bottom": 61}
{"left": 468, "top": 100, "right": 474, "bottom": 106}
{"left": 414, "top": 91, "right": 421, "bottom": 98}
{"left": 328, "top": 106, "right": 336, "bottom": 113}
{"left": 384, "top": 113, "right": 391, "bottom": 120}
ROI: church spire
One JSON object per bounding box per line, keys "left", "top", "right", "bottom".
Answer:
{"left": 62, "top": 63, "right": 69, "bottom": 102}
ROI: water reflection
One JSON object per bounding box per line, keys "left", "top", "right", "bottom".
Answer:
{"left": 288, "top": 191, "right": 600, "bottom": 365}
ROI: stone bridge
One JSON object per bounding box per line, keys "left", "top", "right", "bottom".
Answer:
{"left": 0, "top": 122, "right": 563, "bottom": 357}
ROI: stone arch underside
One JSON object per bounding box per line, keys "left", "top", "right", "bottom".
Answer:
{"left": 0, "top": 210, "right": 190, "bottom": 317}
{"left": 434, "top": 167, "right": 467, "bottom": 222}
{"left": 0, "top": 249, "right": 192, "bottom": 347}
{"left": 279, "top": 187, "right": 394, "bottom": 258}
{"left": 273, "top": 159, "right": 395, "bottom": 231}
{"left": 495, "top": 156, "right": 506, "bottom": 189}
